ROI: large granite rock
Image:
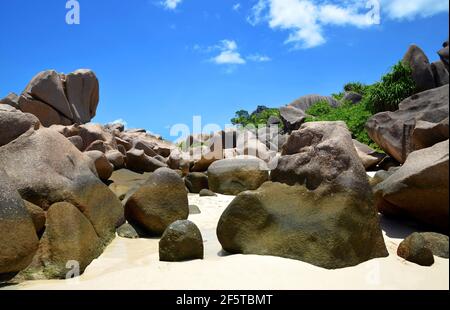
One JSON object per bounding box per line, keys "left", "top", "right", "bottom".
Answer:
{"left": 18, "top": 69, "right": 99, "bottom": 126}
{"left": 185, "top": 172, "right": 209, "bottom": 193}
{"left": 374, "top": 140, "right": 449, "bottom": 232}
{"left": 23, "top": 202, "right": 102, "bottom": 279}
{"left": 366, "top": 85, "right": 449, "bottom": 163}
{"left": 431, "top": 61, "right": 449, "bottom": 87}
{"left": 124, "top": 168, "right": 189, "bottom": 235}
{"left": 208, "top": 157, "right": 269, "bottom": 195}
{"left": 126, "top": 148, "right": 167, "bottom": 173}
{"left": 0, "top": 128, "right": 124, "bottom": 241}
{"left": 279, "top": 105, "right": 307, "bottom": 133}
{"left": 0, "top": 105, "right": 40, "bottom": 147}
{"left": 64, "top": 69, "right": 100, "bottom": 123}
{"left": 0, "top": 93, "right": 20, "bottom": 109}
{"left": 342, "top": 91, "right": 363, "bottom": 104}
{"left": 23, "top": 200, "right": 46, "bottom": 234}
{"left": 402, "top": 44, "right": 436, "bottom": 92}
{"left": 280, "top": 95, "right": 340, "bottom": 133}
{"left": 217, "top": 182, "right": 388, "bottom": 269}
{"left": 289, "top": 94, "right": 341, "bottom": 111}
{"left": 438, "top": 40, "right": 449, "bottom": 71}
{"left": 0, "top": 168, "right": 39, "bottom": 281}
{"left": 85, "top": 150, "right": 114, "bottom": 180}
{"left": 271, "top": 121, "right": 371, "bottom": 195}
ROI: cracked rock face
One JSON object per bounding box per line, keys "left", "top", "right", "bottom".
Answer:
{"left": 217, "top": 121, "right": 388, "bottom": 269}
{"left": 366, "top": 85, "right": 449, "bottom": 163}
{"left": 18, "top": 69, "right": 99, "bottom": 126}
{"left": 374, "top": 140, "right": 449, "bottom": 232}
{"left": 0, "top": 128, "right": 124, "bottom": 280}
{"left": 271, "top": 121, "right": 372, "bottom": 196}
{"left": 0, "top": 168, "right": 39, "bottom": 281}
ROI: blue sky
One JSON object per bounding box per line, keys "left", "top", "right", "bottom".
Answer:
{"left": 0, "top": 0, "right": 448, "bottom": 140}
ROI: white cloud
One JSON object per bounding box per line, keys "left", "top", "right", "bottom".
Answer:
{"left": 247, "top": 54, "right": 272, "bottom": 62}
{"left": 247, "top": 0, "right": 448, "bottom": 49}
{"left": 211, "top": 40, "right": 246, "bottom": 65}
{"left": 233, "top": 3, "right": 242, "bottom": 11}
{"left": 247, "top": 0, "right": 268, "bottom": 26}
{"left": 381, "top": 0, "right": 449, "bottom": 20}
{"left": 247, "top": 0, "right": 380, "bottom": 49}
{"left": 162, "top": 0, "right": 182, "bottom": 10}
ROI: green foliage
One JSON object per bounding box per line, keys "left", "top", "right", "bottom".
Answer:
{"left": 343, "top": 82, "right": 370, "bottom": 96}
{"left": 306, "top": 100, "right": 333, "bottom": 116}
{"left": 305, "top": 101, "right": 383, "bottom": 152}
{"left": 364, "top": 62, "right": 416, "bottom": 113}
{"left": 231, "top": 107, "right": 282, "bottom": 128}
{"left": 331, "top": 92, "right": 345, "bottom": 101}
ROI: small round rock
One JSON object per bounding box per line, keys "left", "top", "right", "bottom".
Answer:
{"left": 199, "top": 189, "right": 217, "bottom": 197}
{"left": 159, "top": 220, "right": 204, "bottom": 262}
{"left": 116, "top": 223, "right": 139, "bottom": 239}
{"left": 397, "top": 233, "right": 435, "bottom": 266}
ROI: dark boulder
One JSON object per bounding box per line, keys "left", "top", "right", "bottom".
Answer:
{"left": 402, "top": 44, "right": 436, "bottom": 92}
{"left": 159, "top": 220, "right": 204, "bottom": 262}
{"left": 124, "top": 168, "right": 189, "bottom": 235}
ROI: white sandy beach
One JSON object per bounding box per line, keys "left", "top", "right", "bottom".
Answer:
{"left": 3, "top": 192, "right": 448, "bottom": 290}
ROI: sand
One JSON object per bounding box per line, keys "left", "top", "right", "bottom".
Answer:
{"left": 3, "top": 193, "right": 448, "bottom": 290}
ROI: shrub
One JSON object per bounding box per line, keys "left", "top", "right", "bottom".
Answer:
{"left": 364, "top": 61, "right": 416, "bottom": 113}
{"left": 343, "top": 82, "right": 370, "bottom": 96}
{"left": 231, "top": 107, "right": 282, "bottom": 128}
{"left": 305, "top": 100, "right": 382, "bottom": 151}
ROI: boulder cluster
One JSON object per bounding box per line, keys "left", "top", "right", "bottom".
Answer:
{"left": 0, "top": 39, "right": 448, "bottom": 281}
{"left": 367, "top": 41, "right": 449, "bottom": 235}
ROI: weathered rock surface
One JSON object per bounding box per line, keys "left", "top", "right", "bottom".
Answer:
{"left": 280, "top": 105, "right": 307, "bottom": 133}
{"left": 397, "top": 233, "right": 435, "bottom": 266}
{"left": 217, "top": 182, "right": 388, "bottom": 269}
{"left": 271, "top": 121, "right": 372, "bottom": 196}
{"left": 431, "top": 60, "right": 449, "bottom": 87}
{"left": 126, "top": 148, "right": 167, "bottom": 173}
{"left": 116, "top": 222, "right": 139, "bottom": 239}
{"left": 0, "top": 168, "right": 39, "bottom": 280}
{"left": 18, "top": 69, "right": 99, "bottom": 126}
{"left": 189, "top": 205, "right": 201, "bottom": 215}
{"left": 0, "top": 93, "right": 20, "bottom": 109}
{"left": 108, "top": 169, "right": 150, "bottom": 201}
{"left": 417, "top": 232, "right": 449, "bottom": 258}
{"left": 366, "top": 85, "right": 449, "bottom": 163}
{"left": 23, "top": 200, "right": 46, "bottom": 234}
{"left": 199, "top": 189, "right": 217, "bottom": 197}
{"left": 85, "top": 150, "right": 114, "bottom": 180}
{"left": 208, "top": 157, "right": 269, "bottom": 195}
{"left": 412, "top": 118, "right": 449, "bottom": 151}
{"left": 280, "top": 95, "right": 340, "bottom": 133}
{"left": 342, "top": 91, "right": 363, "bottom": 104}
{"left": 374, "top": 140, "right": 449, "bottom": 232}
{"left": 0, "top": 106, "right": 40, "bottom": 147}
{"left": 289, "top": 94, "right": 341, "bottom": 111}
{"left": 438, "top": 40, "right": 449, "bottom": 71}
{"left": 402, "top": 44, "right": 436, "bottom": 92}
{"left": 185, "top": 172, "right": 209, "bottom": 193}
{"left": 0, "top": 128, "right": 124, "bottom": 241}
{"left": 124, "top": 168, "right": 189, "bottom": 235}
{"left": 159, "top": 220, "right": 204, "bottom": 262}
{"left": 353, "top": 140, "right": 385, "bottom": 170}
{"left": 23, "top": 202, "right": 102, "bottom": 279}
